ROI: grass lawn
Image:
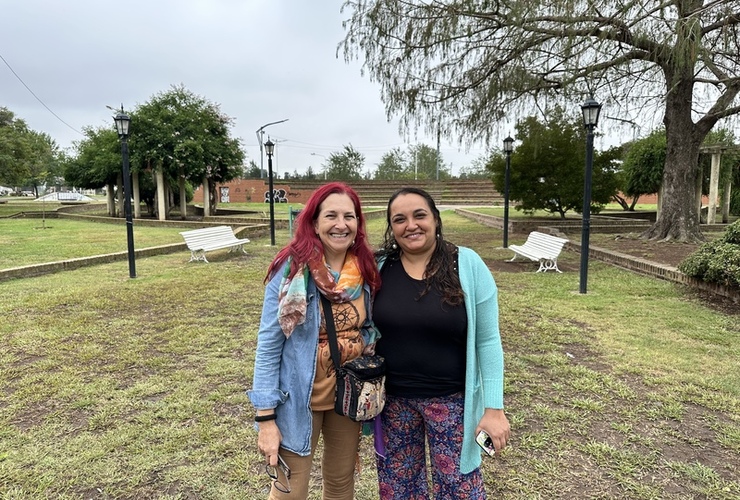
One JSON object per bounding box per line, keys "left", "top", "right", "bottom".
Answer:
{"left": 0, "top": 199, "right": 65, "bottom": 217}
{"left": 0, "top": 211, "right": 738, "bottom": 499}
{"left": 0, "top": 219, "right": 186, "bottom": 269}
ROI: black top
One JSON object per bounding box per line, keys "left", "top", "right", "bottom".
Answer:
{"left": 374, "top": 258, "right": 467, "bottom": 398}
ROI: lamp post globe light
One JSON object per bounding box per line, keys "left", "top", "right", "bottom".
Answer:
{"left": 265, "top": 139, "right": 276, "bottom": 246}
{"left": 502, "top": 136, "right": 514, "bottom": 248}
{"left": 579, "top": 96, "right": 602, "bottom": 294}
{"left": 113, "top": 105, "right": 136, "bottom": 279}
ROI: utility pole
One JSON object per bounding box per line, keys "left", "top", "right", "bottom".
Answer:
{"left": 436, "top": 127, "right": 441, "bottom": 181}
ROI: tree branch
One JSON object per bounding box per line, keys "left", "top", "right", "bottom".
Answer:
{"left": 701, "top": 10, "right": 740, "bottom": 34}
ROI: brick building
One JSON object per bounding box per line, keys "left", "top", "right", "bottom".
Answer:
{"left": 192, "top": 179, "right": 315, "bottom": 205}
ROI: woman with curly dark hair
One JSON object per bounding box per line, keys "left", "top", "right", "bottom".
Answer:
{"left": 373, "top": 187, "right": 510, "bottom": 499}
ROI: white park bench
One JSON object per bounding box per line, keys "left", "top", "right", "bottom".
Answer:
{"left": 508, "top": 231, "right": 569, "bottom": 273}
{"left": 179, "top": 225, "right": 250, "bottom": 263}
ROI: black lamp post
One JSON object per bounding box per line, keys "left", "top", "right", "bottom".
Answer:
{"left": 579, "top": 96, "right": 602, "bottom": 294}
{"left": 113, "top": 106, "right": 136, "bottom": 278}
{"left": 265, "top": 139, "right": 276, "bottom": 246}
{"left": 502, "top": 136, "right": 514, "bottom": 248}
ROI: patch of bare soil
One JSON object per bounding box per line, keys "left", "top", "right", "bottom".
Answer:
{"left": 460, "top": 228, "right": 739, "bottom": 496}
{"left": 576, "top": 232, "right": 738, "bottom": 316}
{"left": 478, "top": 231, "right": 701, "bottom": 273}
{"left": 588, "top": 233, "right": 703, "bottom": 268}
{"left": 498, "top": 315, "right": 740, "bottom": 499}
{"left": 475, "top": 230, "right": 740, "bottom": 315}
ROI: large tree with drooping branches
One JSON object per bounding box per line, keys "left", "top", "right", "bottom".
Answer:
{"left": 340, "top": 0, "right": 740, "bottom": 242}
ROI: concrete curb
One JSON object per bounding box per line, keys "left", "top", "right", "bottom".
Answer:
{"left": 4, "top": 212, "right": 738, "bottom": 304}
{"left": 455, "top": 208, "right": 739, "bottom": 304}
{"left": 0, "top": 243, "right": 186, "bottom": 282}
{"left": 563, "top": 241, "right": 739, "bottom": 303}
{"left": 0, "top": 224, "right": 263, "bottom": 283}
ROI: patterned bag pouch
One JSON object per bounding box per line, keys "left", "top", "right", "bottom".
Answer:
{"left": 336, "top": 355, "right": 386, "bottom": 421}
{"left": 320, "top": 295, "right": 386, "bottom": 422}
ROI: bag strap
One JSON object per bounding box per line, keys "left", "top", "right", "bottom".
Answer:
{"left": 320, "top": 294, "right": 342, "bottom": 370}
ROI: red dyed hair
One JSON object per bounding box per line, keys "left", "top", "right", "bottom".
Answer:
{"left": 266, "top": 182, "right": 381, "bottom": 294}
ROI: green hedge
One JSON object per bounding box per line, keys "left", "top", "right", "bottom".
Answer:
{"left": 679, "top": 220, "right": 740, "bottom": 288}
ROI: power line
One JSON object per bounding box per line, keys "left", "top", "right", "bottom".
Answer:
{"left": 0, "top": 52, "right": 83, "bottom": 136}
{"left": 269, "top": 134, "right": 407, "bottom": 152}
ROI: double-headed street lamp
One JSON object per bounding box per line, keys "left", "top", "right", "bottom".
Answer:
{"left": 311, "top": 152, "right": 328, "bottom": 180}
{"left": 502, "top": 136, "right": 514, "bottom": 248}
{"left": 265, "top": 139, "right": 276, "bottom": 246}
{"left": 256, "top": 119, "right": 288, "bottom": 179}
{"left": 579, "top": 96, "right": 602, "bottom": 294}
{"left": 113, "top": 106, "right": 136, "bottom": 279}
{"left": 605, "top": 115, "right": 640, "bottom": 142}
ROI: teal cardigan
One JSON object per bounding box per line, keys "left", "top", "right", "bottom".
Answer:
{"left": 379, "top": 246, "right": 505, "bottom": 473}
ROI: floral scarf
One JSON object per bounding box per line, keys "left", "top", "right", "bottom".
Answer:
{"left": 277, "top": 250, "right": 365, "bottom": 338}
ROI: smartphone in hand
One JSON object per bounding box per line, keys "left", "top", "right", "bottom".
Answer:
{"left": 476, "top": 430, "right": 496, "bottom": 457}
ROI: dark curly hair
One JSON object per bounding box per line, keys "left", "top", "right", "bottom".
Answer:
{"left": 376, "top": 187, "right": 463, "bottom": 306}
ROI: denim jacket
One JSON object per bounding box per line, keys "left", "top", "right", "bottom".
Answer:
{"left": 247, "top": 262, "right": 374, "bottom": 456}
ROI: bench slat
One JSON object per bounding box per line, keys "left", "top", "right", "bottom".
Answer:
{"left": 508, "top": 231, "right": 568, "bottom": 273}
{"left": 179, "top": 226, "right": 250, "bottom": 263}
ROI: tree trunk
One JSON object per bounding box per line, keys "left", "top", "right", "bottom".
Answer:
{"left": 116, "top": 172, "right": 124, "bottom": 219}
{"left": 167, "top": 185, "right": 174, "bottom": 217}
{"left": 612, "top": 194, "right": 629, "bottom": 210}
{"left": 642, "top": 66, "right": 705, "bottom": 243}
{"left": 643, "top": 138, "right": 704, "bottom": 242}
{"left": 209, "top": 181, "right": 219, "bottom": 214}
{"left": 203, "top": 177, "right": 210, "bottom": 217}
{"left": 107, "top": 182, "right": 116, "bottom": 217}
{"left": 156, "top": 168, "right": 166, "bottom": 221}
{"left": 179, "top": 168, "right": 187, "bottom": 220}
{"left": 133, "top": 171, "right": 141, "bottom": 219}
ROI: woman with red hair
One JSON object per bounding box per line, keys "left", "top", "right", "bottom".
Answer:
{"left": 249, "top": 182, "right": 381, "bottom": 499}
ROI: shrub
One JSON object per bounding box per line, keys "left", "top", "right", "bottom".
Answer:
{"left": 722, "top": 219, "right": 740, "bottom": 244}
{"left": 679, "top": 220, "right": 740, "bottom": 288}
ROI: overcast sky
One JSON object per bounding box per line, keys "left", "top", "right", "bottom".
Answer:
{"left": 1, "top": 0, "right": 502, "bottom": 177}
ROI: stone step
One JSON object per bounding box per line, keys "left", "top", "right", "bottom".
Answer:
{"left": 288, "top": 179, "right": 502, "bottom": 206}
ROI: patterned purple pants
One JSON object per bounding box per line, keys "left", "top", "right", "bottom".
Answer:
{"left": 376, "top": 393, "right": 486, "bottom": 500}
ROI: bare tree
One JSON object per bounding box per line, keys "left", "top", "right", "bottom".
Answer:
{"left": 340, "top": 0, "right": 740, "bottom": 242}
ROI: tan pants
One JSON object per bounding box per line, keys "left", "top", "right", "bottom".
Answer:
{"left": 268, "top": 409, "right": 361, "bottom": 500}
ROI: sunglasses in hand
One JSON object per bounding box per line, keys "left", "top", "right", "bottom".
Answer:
{"left": 265, "top": 454, "right": 291, "bottom": 494}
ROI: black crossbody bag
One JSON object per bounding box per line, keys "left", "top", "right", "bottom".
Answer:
{"left": 320, "top": 295, "right": 386, "bottom": 421}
